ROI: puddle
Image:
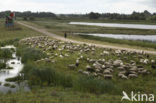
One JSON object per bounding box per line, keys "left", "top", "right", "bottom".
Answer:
{"left": 0, "top": 45, "right": 29, "bottom": 93}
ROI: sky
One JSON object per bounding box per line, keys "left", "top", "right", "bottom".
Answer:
{"left": 0, "top": 0, "right": 156, "bottom": 14}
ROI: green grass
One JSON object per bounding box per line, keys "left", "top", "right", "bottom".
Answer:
{"left": 17, "top": 47, "right": 48, "bottom": 63}
{"left": 1, "top": 18, "right": 156, "bottom": 103}
{"left": 0, "top": 48, "right": 13, "bottom": 69}
{"left": 0, "top": 19, "right": 42, "bottom": 42}
{"left": 22, "top": 62, "right": 73, "bottom": 87}
{"left": 5, "top": 75, "right": 23, "bottom": 82}
{"left": 65, "top": 18, "right": 156, "bottom": 25}
{"left": 23, "top": 18, "right": 156, "bottom": 50}
{"left": 0, "top": 87, "right": 122, "bottom": 103}
{"left": 0, "top": 49, "right": 13, "bottom": 59}
{"left": 27, "top": 18, "right": 156, "bottom": 35}
{"left": 16, "top": 38, "right": 156, "bottom": 96}
{"left": 0, "top": 62, "right": 6, "bottom": 69}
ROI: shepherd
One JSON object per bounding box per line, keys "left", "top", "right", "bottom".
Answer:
{"left": 64, "top": 32, "right": 67, "bottom": 38}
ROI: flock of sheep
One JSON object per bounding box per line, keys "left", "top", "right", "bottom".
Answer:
{"left": 20, "top": 36, "right": 156, "bottom": 80}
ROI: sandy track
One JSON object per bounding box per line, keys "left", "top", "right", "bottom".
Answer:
{"left": 17, "top": 21, "right": 156, "bottom": 55}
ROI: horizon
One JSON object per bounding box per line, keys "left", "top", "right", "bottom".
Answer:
{"left": 0, "top": 10, "right": 155, "bottom": 15}
{"left": 0, "top": 0, "right": 156, "bottom": 14}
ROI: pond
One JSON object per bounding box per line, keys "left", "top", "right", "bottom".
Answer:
{"left": 0, "top": 45, "right": 29, "bottom": 93}
{"left": 76, "top": 33, "right": 156, "bottom": 42}
{"left": 70, "top": 22, "right": 156, "bottom": 30}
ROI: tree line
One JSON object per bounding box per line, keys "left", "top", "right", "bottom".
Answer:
{"left": 88, "top": 10, "right": 156, "bottom": 20}
{"left": 0, "top": 10, "right": 156, "bottom": 21}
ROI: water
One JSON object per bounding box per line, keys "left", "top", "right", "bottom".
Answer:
{"left": 70, "top": 22, "right": 156, "bottom": 30}
{"left": 0, "top": 45, "right": 29, "bottom": 93}
{"left": 76, "top": 33, "right": 156, "bottom": 42}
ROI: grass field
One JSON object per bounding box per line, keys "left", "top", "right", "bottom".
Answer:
{"left": 65, "top": 18, "right": 156, "bottom": 25}
{"left": 0, "top": 18, "right": 156, "bottom": 103}
{"left": 29, "top": 18, "right": 156, "bottom": 35}
{"left": 22, "top": 18, "right": 156, "bottom": 50}
{"left": 0, "top": 19, "right": 42, "bottom": 42}
{"left": 0, "top": 87, "right": 121, "bottom": 103}
{"left": 0, "top": 20, "right": 121, "bottom": 103}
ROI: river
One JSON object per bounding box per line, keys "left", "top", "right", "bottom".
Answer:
{"left": 70, "top": 22, "right": 156, "bottom": 30}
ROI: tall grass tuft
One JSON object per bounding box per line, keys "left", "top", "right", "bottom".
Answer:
{"left": 0, "top": 49, "right": 12, "bottom": 59}
{"left": 0, "top": 38, "right": 19, "bottom": 47}
{"left": 17, "top": 47, "right": 47, "bottom": 63}
{"left": 73, "top": 76, "right": 117, "bottom": 94}
{"left": 22, "top": 63, "right": 72, "bottom": 88}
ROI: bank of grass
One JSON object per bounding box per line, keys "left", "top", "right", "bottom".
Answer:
{"left": 1, "top": 18, "right": 156, "bottom": 103}
{"left": 0, "top": 62, "right": 6, "bottom": 69}
{"left": 17, "top": 47, "right": 48, "bottom": 63}
{"left": 79, "top": 35, "right": 156, "bottom": 49}
{"left": 24, "top": 18, "right": 156, "bottom": 35}
{"left": 0, "top": 20, "right": 42, "bottom": 42}
{"left": 0, "top": 87, "right": 122, "bottom": 103}
{"left": 0, "top": 49, "right": 13, "bottom": 59}
{"left": 1, "top": 40, "right": 156, "bottom": 103}
{"left": 21, "top": 19, "right": 156, "bottom": 50}
{"left": 20, "top": 63, "right": 118, "bottom": 95}
{"left": 15, "top": 46, "right": 117, "bottom": 94}
{"left": 62, "top": 18, "right": 156, "bottom": 25}
{"left": 15, "top": 42, "right": 156, "bottom": 94}
{"left": 0, "top": 48, "right": 13, "bottom": 69}
{"left": 4, "top": 43, "right": 156, "bottom": 103}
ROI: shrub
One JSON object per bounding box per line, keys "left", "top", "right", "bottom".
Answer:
{"left": 0, "top": 63, "right": 6, "bottom": 69}
{"left": 0, "top": 38, "right": 19, "bottom": 47}
{"left": 45, "top": 25, "right": 51, "bottom": 29}
{"left": 29, "top": 17, "right": 35, "bottom": 21}
{"left": 55, "top": 73, "right": 73, "bottom": 88}
{"left": 5, "top": 75, "right": 23, "bottom": 82}
{"left": 0, "top": 49, "right": 12, "bottom": 59}
{"left": 73, "top": 76, "right": 116, "bottom": 94}
{"left": 17, "top": 47, "right": 47, "bottom": 63}
{"left": 22, "top": 63, "right": 72, "bottom": 88}
{"left": 23, "top": 17, "right": 28, "bottom": 21}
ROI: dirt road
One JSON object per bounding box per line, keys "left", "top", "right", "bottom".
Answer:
{"left": 17, "top": 21, "right": 156, "bottom": 55}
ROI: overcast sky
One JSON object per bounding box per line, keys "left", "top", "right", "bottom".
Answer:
{"left": 0, "top": 0, "right": 156, "bottom": 14}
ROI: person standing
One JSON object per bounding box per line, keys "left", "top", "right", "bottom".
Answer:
{"left": 64, "top": 32, "right": 67, "bottom": 38}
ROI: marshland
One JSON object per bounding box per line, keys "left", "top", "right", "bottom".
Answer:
{"left": 0, "top": 10, "right": 156, "bottom": 103}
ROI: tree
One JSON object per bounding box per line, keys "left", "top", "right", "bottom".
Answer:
{"left": 23, "top": 17, "right": 28, "bottom": 21}
{"left": 144, "top": 10, "right": 151, "bottom": 17}
{"left": 88, "top": 12, "right": 100, "bottom": 19}
{"left": 29, "top": 17, "right": 35, "bottom": 21}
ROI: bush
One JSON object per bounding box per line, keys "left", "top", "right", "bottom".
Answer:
{"left": 74, "top": 76, "right": 116, "bottom": 94}
{"left": 23, "top": 17, "right": 28, "bottom": 21}
{"left": 88, "top": 12, "right": 100, "bottom": 19}
{"left": 22, "top": 63, "right": 72, "bottom": 88}
{"left": 45, "top": 25, "right": 51, "bottom": 29}
{"left": 29, "top": 17, "right": 35, "bottom": 21}
{"left": 17, "top": 47, "right": 47, "bottom": 63}
{"left": 5, "top": 75, "right": 23, "bottom": 82}
{"left": 0, "top": 49, "right": 12, "bottom": 59}
{"left": 22, "top": 62, "right": 118, "bottom": 94}
{"left": 0, "top": 38, "right": 20, "bottom": 47}
{"left": 0, "top": 63, "right": 6, "bottom": 69}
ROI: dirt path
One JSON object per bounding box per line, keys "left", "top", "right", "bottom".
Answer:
{"left": 17, "top": 21, "right": 156, "bottom": 55}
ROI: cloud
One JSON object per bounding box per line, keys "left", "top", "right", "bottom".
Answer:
{"left": 147, "top": 0, "right": 156, "bottom": 7}
{"left": 0, "top": 0, "right": 155, "bottom": 14}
